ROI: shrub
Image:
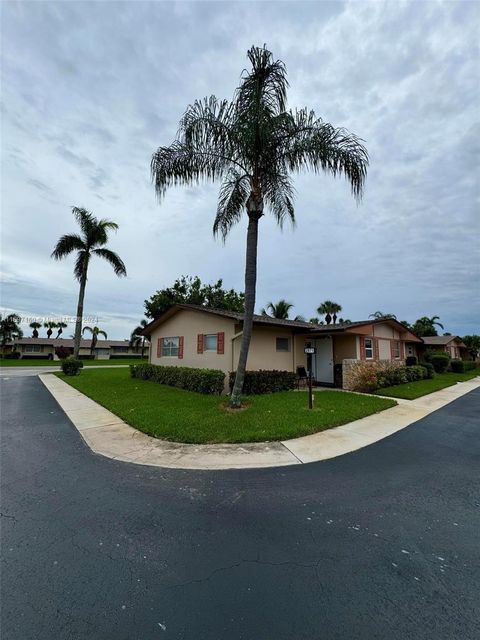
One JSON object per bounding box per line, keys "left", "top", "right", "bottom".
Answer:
{"left": 229, "top": 370, "right": 296, "bottom": 395}
{"left": 55, "top": 346, "right": 72, "bottom": 360}
{"left": 420, "top": 362, "right": 435, "bottom": 378}
{"left": 405, "top": 356, "right": 418, "bottom": 366}
{"left": 61, "top": 357, "right": 83, "bottom": 376}
{"left": 450, "top": 360, "right": 477, "bottom": 373}
{"left": 429, "top": 352, "right": 450, "bottom": 373}
{"left": 130, "top": 363, "right": 225, "bottom": 395}
{"left": 464, "top": 362, "right": 477, "bottom": 371}
{"left": 347, "top": 362, "right": 379, "bottom": 393}
{"left": 4, "top": 351, "right": 21, "bottom": 359}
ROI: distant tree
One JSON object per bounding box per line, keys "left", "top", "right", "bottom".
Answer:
{"left": 369, "top": 311, "right": 397, "bottom": 320}
{"left": 130, "top": 319, "right": 149, "bottom": 357}
{"left": 294, "top": 315, "right": 306, "bottom": 322}
{"left": 412, "top": 316, "right": 444, "bottom": 337}
{"left": 44, "top": 322, "right": 57, "bottom": 339}
{"left": 338, "top": 318, "right": 352, "bottom": 325}
{"left": 317, "top": 300, "right": 342, "bottom": 325}
{"left": 82, "top": 326, "right": 107, "bottom": 356}
{"left": 399, "top": 320, "right": 412, "bottom": 330}
{"left": 261, "top": 300, "right": 294, "bottom": 319}
{"left": 443, "top": 332, "right": 452, "bottom": 336}
{"left": 29, "top": 321, "right": 42, "bottom": 338}
{"left": 463, "top": 335, "right": 480, "bottom": 360}
{"left": 0, "top": 313, "right": 23, "bottom": 350}
{"left": 145, "top": 276, "right": 245, "bottom": 319}
{"left": 55, "top": 322, "right": 68, "bottom": 339}
{"left": 51, "top": 207, "right": 126, "bottom": 358}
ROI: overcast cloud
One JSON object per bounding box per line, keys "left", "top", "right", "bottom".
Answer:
{"left": 1, "top": 0, "right": 479, "bottom": 339}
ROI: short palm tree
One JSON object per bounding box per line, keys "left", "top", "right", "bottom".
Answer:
{"left": 29, "top": 321, "right": 42, "bottom": 338}
{"left": 317, "top": 300, "right": 343, "bottom": 325}
{"left": 51, "top": 207, "right": 126, "bottom": 358}
{"left": 369, "top": 311, "right": 397, "bottom": 320}
{"left": 151, "top": 45, "right": 368, "bottom": 407}
{"left": 261, "top": 300, "right": 294, "bottom": 319}
{"left": 413, "top": 315, "right": 444, "bottom": 337}
{"left": 0, "top": 313, "right": 23, "bottom": 350}
{"left": 55, "top": 322, "right": 68, "bottom": 338}
{"left": 130, "top": 319, "right": 149, "bottom": 357}
{"left": 44, "top": 321, "right": 57, "bottom": 339}
{"left": 83, "top": 326, "right": 107, "bottom": 356}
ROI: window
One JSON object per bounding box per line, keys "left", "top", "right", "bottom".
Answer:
{"left": 25, "top": 345, "right": 42, "bottom": 353}
{"left": 276, "top": 337, "right": 290, "bottom": 352}
{"left": 364, "top": 338, "right": 374, "bottom": 359}
{"left": 406, "top": 345, "right": 414, "bottom": 357}
{"left": 112, "top": 346, "right": 129, "bottom": 353}
{"left": 392, "top": 341, "right": 400, "bottom": 359}
{"left": 162, "top": 337, "right": 179, "bottom": 357}
{"left": 204, "top": 334, "right": 218, "bottom": 351}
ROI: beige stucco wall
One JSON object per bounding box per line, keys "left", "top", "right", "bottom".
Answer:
{"left": 149, "top": 309, "right": 235, "bottom": 375}
{"left": 235, "top": 326, "right": 296, "bottom": 372}
{"left": 372, "top": 323, "right": 401, "bottom": 340}
{"left": 378, "top": 339, "right": 391, "bottom": 360}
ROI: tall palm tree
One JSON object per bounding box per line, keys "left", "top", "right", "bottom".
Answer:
{"left": 29, "top": 321, "right": 42, "bottom": 338}
{"left": 317, "top": 300, "right": 343, "bottom": 325}
{"left": 261, "top": 300, "right": 294, "bottom": 319}
{"left": 412, "top": 315, "right": 444, "bottom": 337}
{"left": 369, "top": 311, "right": 397, "bottom": 320}
{"left": 51, "top": 207, "right": 127, "bottom": 358}
{"left": 55, "top": 322, "right": 68, "bottom": 339}
{"left": 130, "top": 319, "right": 149, "bottom": 357}
{"left": 83, "top": 326, "right": 107, "bottom": 356}
{"left": 151, "top": 46, "right": 368, "bottom": 407}
{"left": 44, "top": 321, "right": 57, "bottom": 339}
{"left": 0, "top": 313, "right": 23, "bottom": 351}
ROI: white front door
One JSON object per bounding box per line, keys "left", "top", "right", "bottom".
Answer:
{"left": 313, "top": 337, "right": 334, "bottom": 384}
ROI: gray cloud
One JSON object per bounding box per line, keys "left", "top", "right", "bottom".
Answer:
{"left": 1, "top": 0, "right": 479, "bottom": 339}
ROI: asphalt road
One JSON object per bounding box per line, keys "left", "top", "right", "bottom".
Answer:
{"left": 1, "top": 375, "right": 479, "bottom": 640}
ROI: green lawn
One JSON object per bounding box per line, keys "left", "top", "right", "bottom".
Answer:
{"left": 0, "top": 358, "right": 146, "bottom": 367}
{"left": 375, "top": 369, "right": 479, "bottom": 400}
{"left": 56, "top": 368, "right": 396, "bottom": 444}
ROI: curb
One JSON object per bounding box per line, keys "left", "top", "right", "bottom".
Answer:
{"left": 39, "top": 374, "right": 480, "bottom": 471}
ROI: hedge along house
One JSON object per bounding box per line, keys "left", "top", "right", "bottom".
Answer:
{"left": 8, "top": 338, "right": 146, "bottom": 360}
{"left": 420, "top": 335, "right": 469, "bottom": 361}
{"left": 141, "top": 304, "right": 423, "bottom": 391}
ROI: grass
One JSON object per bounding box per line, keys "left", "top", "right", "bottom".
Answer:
{"left": 0, "top": 358, "right": 146, "bottom": 367}
{"left": 56, "top": 368, "right": 396, "bottom": 444}
{"left": 375, "top": 369, "right": 479, "bottom": 400}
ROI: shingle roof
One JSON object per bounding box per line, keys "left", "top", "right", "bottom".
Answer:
{"left": 422, "top": 336, "right": 465, "bottom": 346}
{"left": 142, "top": 304, "right": 420, "bottom": 338}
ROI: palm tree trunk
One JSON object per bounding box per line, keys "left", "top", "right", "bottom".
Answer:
{"left": 73, "top": 267, "right": 87, "bottom": 358}
{"left": 230, "top": 211, "right": 260, "bottom": 408}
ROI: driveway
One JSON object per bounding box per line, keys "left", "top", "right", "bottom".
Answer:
{"left": 1, "top": 375, "right": 479, "bottom": 640}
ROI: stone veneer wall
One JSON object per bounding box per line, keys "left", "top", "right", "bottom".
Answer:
{"left": 342, "top": 359, "right": 405, "bottom": 391}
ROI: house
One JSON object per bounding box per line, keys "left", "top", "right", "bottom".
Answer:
{"left": 420, "top": 335, "right": 469, "bottom": 360}
{"left": 9, "top": 338, "right": 146, "bottom": 360}
{"left": 141, "top": 304, "right": 423, "bottom": 390}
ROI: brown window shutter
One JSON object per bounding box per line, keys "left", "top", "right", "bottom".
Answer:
{"left": 400, "top": 341, "right": 405, "bottom": 360}
{"left": 217, "top": 332, "right": 225, "bottom": 354}
{"left": 390, "top": 340, "right": 394, "bottom": 360}
{"left": 374, "top": 338, "right": 380, "bottom": 361}
{"left": 197, "top": 334, "right": 204, "bottom": 354}
{"left": 157, "top": 338, "right": 162, "bottom": 357}
{"left": 178, "top": 336, "right": 184, "bottom": 359}
{"left": 359, "top": 337, "right": 366, "bottom": 360}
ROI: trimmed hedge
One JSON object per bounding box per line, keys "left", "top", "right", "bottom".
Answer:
{"left": 61, "top": 357, "right": 83, "bottom": 376}
{"left": 130, "top": 363, "right": 225, "bottom": 395}
{"left": 420, "top": 362, "right": 435, "bottom": 378}
{"left": 450, "top": 360, "right": 477, "bottom": 373}
{"left": 376, "top": 364, "right": 429, "bottom": 389}
{"left": 3, "top": 351, "right": 21, "bottom": 359}
{"left": 405, "top": 356, "right": 418, "bottom": 366}
{"left": 429, "top": 353, "right": 450, "bottom": 373}
{"left": 229, "top": 370, "right": 297, "bottom": 395}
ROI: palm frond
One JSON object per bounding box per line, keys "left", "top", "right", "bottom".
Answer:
{"left": 181, "top": 96, "right": 236, "bottom": 154}
{"left": 51, "top": 234, "right": 85, "bottom": 260}
{"left": 74, "top": 251, "right": 89, "bottom": 281}
{"left": 82, "top": 326, "right": 93, "bottom": 335}
{"left": 262, "top": 172, "right": 295, "bottom": 228}
{"left": 92, "top": 248, "right": 127, "bottom": 277}
{"left": 213, "top": 169, "right": 250, "bottom": 240}
{"left": 72, "top": 207, "right": 97, "bottom": 238}
{"left": 280, "top": 109, "right": 368, "bottom": 201}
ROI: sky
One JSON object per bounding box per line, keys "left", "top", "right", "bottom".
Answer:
{"left": 1, "top": 0, "right": 479, "bottom": 340}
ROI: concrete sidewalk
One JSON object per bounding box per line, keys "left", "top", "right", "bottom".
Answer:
{"left": 40, "top": 373, "right": 480, "bottom": 470}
